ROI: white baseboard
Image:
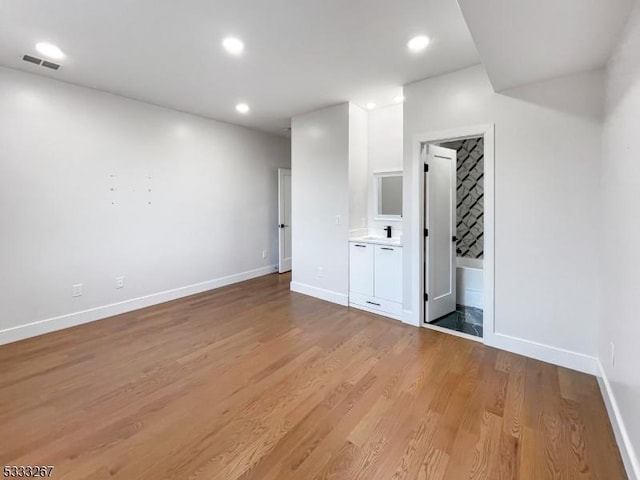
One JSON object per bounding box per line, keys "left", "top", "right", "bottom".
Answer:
{"left": 402, "top": 309, "right": 420, "bottom": 326}
{"left": 0, "top": 265, "right": 277, "bottom": 346}
{"left": 404, "top": 310, "right": 597, "bottom": 375}
{"left": 289, "top": 281, "right": 348, "bottom": 306}
{"left": 597, "top": 360, "right": 640, "bottom": 480}
{"left": 485, "top": 333, "right": 598, "bottom": 375}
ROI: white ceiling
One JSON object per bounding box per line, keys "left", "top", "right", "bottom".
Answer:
{"left": 457, "top": 0, "right": 635, "bottom": 91}
{"left": 0, "top": 0, "right": 480, "bottom": 135}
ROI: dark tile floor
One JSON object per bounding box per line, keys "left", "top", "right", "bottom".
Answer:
{"left": 431, "top": 304, "right": 483, "bottom": 338}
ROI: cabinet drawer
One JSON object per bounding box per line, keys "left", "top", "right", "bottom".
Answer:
{"left": 349, "top": 242, "right": 374, "bottom": 296}
{"left": 374, "top": 245, "right": 402, "bottom": 303}
{"left": 349, "top": 292, "right": 402, "bottom": 317}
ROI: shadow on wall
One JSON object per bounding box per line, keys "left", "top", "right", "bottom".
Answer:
{"left": 499, "top": 70, "right": 604, "bottom": 122}
{"left": 605, "top": 2, "right": 640, "bottom": 116}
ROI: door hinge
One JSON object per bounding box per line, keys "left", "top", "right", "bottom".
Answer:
{"left": 424, "top": 228, "right": 429, "bottom": 237}
{"left": 424, "top": 293, "right": 429, "bottom": 301}
{"left": 424, "top": 164, "right": 429, "bottom": 173}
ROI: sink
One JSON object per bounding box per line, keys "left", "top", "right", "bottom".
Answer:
{"left": 350, "top": 235, "right": 401, "bottom": 246}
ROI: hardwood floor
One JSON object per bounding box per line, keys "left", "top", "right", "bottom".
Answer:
{"left": 0, "top": 273, "right": 626, "bottom": 479}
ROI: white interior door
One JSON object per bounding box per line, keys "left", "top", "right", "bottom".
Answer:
{"left": 425, "top": 145, "right": 456, "bottom": 321}
{"left": 278, "top": 168, "right": 292, "bottom": 273}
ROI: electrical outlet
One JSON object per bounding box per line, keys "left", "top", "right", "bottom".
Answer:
{"left": 72, "top": 284, "right": 83, "bottom": 297}
{"left": 262, "top": 250, "right": 268, "bottom": 259}
{"left": 610, "top": 342, "right": 615, "bottom": 367}
{"left": 317, "top": 266, "right": 324, "bottom": 278}
{"left": 115, "top": 276, "right": 125, "bottom": 289}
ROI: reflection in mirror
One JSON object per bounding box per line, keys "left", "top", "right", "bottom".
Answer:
{"left": 374, "top": 171, "right": 402, "bottom": 220}
{"left": 380, "top": 176, "right": 402, "bottom": 215}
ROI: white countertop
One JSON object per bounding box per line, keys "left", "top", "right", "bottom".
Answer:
{"left": 349, "top": 235, "right": 402, "bottom": 247}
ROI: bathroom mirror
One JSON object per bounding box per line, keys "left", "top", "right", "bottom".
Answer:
{"left": 373, "top": 171, "right": 403, "bottom": 220}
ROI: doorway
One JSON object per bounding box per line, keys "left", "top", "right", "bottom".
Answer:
{"left": 416, "top": 124, "right": 494, "bottom": 344}
{"left": 278, "top": 168, "right": 292, "bottom": 273}
{"left": 426, "top": 138, "right": 484, "bottom": 339}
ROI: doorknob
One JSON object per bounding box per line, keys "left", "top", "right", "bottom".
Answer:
{"left": 279, "top": 224, "right": 289, "bottom": 228}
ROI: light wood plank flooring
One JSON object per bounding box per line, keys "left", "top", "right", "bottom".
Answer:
{"left": 0, "top": 273, "right": 626, "bottom": 479}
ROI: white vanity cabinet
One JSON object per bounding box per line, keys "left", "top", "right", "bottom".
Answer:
{"left": 374, "top": 245, "right": 402, "bottom": 302}
{"left": 349, "top": 242, "right": 374, "bottom": 295}
{"left": 349, "top": 240, "right": 402, "bottom": 320}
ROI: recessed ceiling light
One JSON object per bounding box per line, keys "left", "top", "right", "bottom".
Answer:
{"left": 366, "top": 102, "right": 376, "bottom": 110}
{"left": 394, "top": 95, "right": 405, "bottom": 103}
{"left": 236, "top": 103, "right": 250, "bottom": 114}
{"left": 222, "top": 37, "right": 245, "bottom": 55}
{"left": 36, "top": 42, "right": 65, "bottom": 60}
{"left": 407, "top": 35, "right": 430, "bottom": 52}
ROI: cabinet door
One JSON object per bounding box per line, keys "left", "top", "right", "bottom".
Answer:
{"left": 349, "top": 243, "right": 374, "bottom": 296}
{"left": 374, "top": 245, "right": 402, "bottom": 302}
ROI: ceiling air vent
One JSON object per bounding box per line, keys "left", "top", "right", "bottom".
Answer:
{"left": 22, "top": 54, "right": 42, "bottom": 65}
{"left": 42, "top": 60, "right": 60, "bottom": 70}
{"left": 22, "top": 54, "right": 61, "bottom": 70}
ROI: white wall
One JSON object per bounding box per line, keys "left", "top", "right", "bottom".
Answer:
{"left": 403, "top": 65, "right": 603, "bottom": 370}
{"left": 367, "top": 103, "right": 404, "bottom": 237}
{"left": 290, "top": 103, "right": 350, "bottom": 305}
{"left": 348, "top": 104, "right": 368, "bottom": 235}
{"left": 0, "top": 67, "right": 290, "bottom": 343}
{"left": 600, "top": 1, "right": 640, "bottom": 476}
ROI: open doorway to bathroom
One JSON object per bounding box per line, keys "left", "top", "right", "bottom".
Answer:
{"left": 427, "top": 136, "right": 484, "bottom": 339}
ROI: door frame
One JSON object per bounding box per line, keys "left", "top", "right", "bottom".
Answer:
{"left": 412, "top": 124, "right": 494, "bottom": 345}
{"left": 277, "top": 168, "right": 292, "bottom": 273}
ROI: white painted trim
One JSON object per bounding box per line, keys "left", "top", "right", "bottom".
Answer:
{"left": 349, "top": 302, "right": 403, "bottom": 322}
{"left": 597, "top": 360, "right": 640, "bottom": 480}
{"left": 402, "top": 309, "right": 420, "bottom": 326}
{"left": 290, "top": 281, "right": 349, "bottom": 306}
{"left": 486, "top": 333, "right": 597, "bottom": 375}
{"left": 411, "top": 124, "right": 495, "bottom": 345}
{"left": 0, "top": 265, "right": 277, "bottom": 346}
{"left": 373, "top": 170, "right": 403, "bottom": 222}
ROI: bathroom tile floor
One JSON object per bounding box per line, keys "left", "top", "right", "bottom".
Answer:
{"left": 431, "top": 304, "right": 483, "bottom": 338}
